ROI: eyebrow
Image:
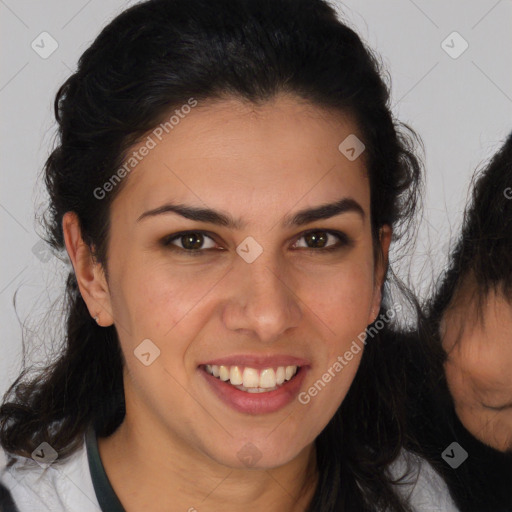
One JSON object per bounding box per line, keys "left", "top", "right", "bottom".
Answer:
{"left": 136, "top": 198, "right": 365, "bottom": 228}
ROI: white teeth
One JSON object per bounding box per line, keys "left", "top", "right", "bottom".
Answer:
{"left": 276, "top": 366, "right": 285, "bottom": 385}
{"left": 204, "top": 364, "right": 299, "bottom": 391}
{"left": 235, "top": 385, "right": 278, "bottom": 393}
{"left": 229, "top": 366, "right": 243, "bottom": 385}
{"left": 219, "top": 365, "right": 230, "bottom": 381}
{"left": 285, "top": 365, "right": 296, "bottom": 381}
{"left": 259, "top": 368, "right": 276, "bottom": 388}
{"left": 242, "top": 367, "right": 259, "bottom": 387}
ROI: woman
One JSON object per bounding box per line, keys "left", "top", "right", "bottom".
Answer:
{"left": 404, "top": 132, "right": 512, "bottom": 512}
{"left": 0, "top": 0, "right": 458, "bottom": 510}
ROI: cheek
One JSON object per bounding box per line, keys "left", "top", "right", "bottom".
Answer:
{"left": 112, "top": 256, "right": 219, "bottom": 333}
{"left": 492, "top": 411, "right": 512, "bottom": 450}
{"left": 297, "top": 259, "right": 374, "bottom": 407}
{"left": 444, "top": 359, "right": 473, "bottom": 410}
{"left": 107, "top": 260, "right": 214, "bottom": 391}
{"left": 447, "top": 333, "right": 512, "bottom": 398}
{"left": 111, "top": 264, "right": 207, "bottom": 416}
{"left": 311, "top": 257, "right": 376, "bottom": 342}
{"left": 455, "top": 402, "right": 512, "bottom": 452}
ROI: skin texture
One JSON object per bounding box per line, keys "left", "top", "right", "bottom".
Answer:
{"left": 441, "top": 285, "right": 512, "bottom": 453}
{"left": 62, "top": 93, "right": 391, "bottom": 512}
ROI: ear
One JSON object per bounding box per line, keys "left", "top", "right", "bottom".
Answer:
{"left": 368, "top": 224, "right": 392, "bottom": 325}
{"left": 62, "top": 211, "right": 114, "bottom": 326}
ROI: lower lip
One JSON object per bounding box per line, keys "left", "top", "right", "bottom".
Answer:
{"left": 199, "top": 366, "right": 308, "bottom": 415}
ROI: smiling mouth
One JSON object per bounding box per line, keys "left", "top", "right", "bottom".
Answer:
{"left": 201, "top": 364, "right": 300, "bottom": 393}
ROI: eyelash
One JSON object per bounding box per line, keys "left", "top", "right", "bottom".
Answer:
{"left": 160, "top": 229, "right": 352, "bottom": 257}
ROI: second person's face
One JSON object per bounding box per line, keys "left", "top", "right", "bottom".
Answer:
{"left": 442, "top": 287, "right": 512, "bottom": 452}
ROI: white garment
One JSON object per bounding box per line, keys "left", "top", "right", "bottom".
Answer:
{"left": 386, "top": 449, "right": 461, "bottom": 512}
{"left": 0, "top": 439, "right": 459, "bottom": 512}
{"left": 0, "top": 438, "right": 101, "bottom": 512}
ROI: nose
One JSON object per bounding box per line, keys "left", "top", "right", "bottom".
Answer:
{"left": 222, "top": 251, "right": 302, "bottom": 344}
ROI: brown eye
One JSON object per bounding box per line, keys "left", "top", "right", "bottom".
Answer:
{"left": 303, "top": 231, "right": 329, "bottom": 249}
{"left": 293, "top": 230, "right": 351, "bottom": 252}
{"left": 162, "top": 231, "right": 218, "bottom": 254}
{"left": 179, "top": 232, "right": 206, "bottom": 250}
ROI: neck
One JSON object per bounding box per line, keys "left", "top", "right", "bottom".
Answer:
{"left": 97, "top": 414, "right": 318, "bottom": 512}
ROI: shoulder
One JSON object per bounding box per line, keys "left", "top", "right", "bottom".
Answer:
{"left": 0, "top": 437, "right": 100, "bottom": 512}
{"left": 387, "top": 449, "right": 460, "bottom": 512}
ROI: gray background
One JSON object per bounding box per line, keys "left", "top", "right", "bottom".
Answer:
{"left": 1, "top": 0, "right": 511, "bottom": 396}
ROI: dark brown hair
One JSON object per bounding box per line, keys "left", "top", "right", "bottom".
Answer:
{"left": 1, "top": 1, "right": 424, "bottom": 510}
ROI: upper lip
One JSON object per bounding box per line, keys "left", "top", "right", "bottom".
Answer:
{"left": 199, "top": 354, "right": 310, "bottom": 369}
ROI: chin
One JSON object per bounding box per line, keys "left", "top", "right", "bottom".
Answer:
{"left": 207, "top": 439, "right": 305, "bottom": 470}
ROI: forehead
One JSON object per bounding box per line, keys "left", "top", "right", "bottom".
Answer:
{"left": 443, "top": 288, "right": 512, "bottom": 373}
{"left": 112, "top": 94, "right": 370, "bottom": 223}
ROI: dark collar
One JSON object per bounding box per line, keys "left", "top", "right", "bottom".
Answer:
{"left": 85, "top": 424, "right": 126, "bottom": 512}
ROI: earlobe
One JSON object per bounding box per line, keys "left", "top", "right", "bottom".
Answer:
{"left": 62, "top": 211, "right": 114, "bottom": 326}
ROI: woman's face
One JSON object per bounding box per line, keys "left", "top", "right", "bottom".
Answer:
{"left": 441, "top": 287, "right": 512, "bottom": 452}
{"left": 77, "top": 94, "right": 389, "bottom": 469}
